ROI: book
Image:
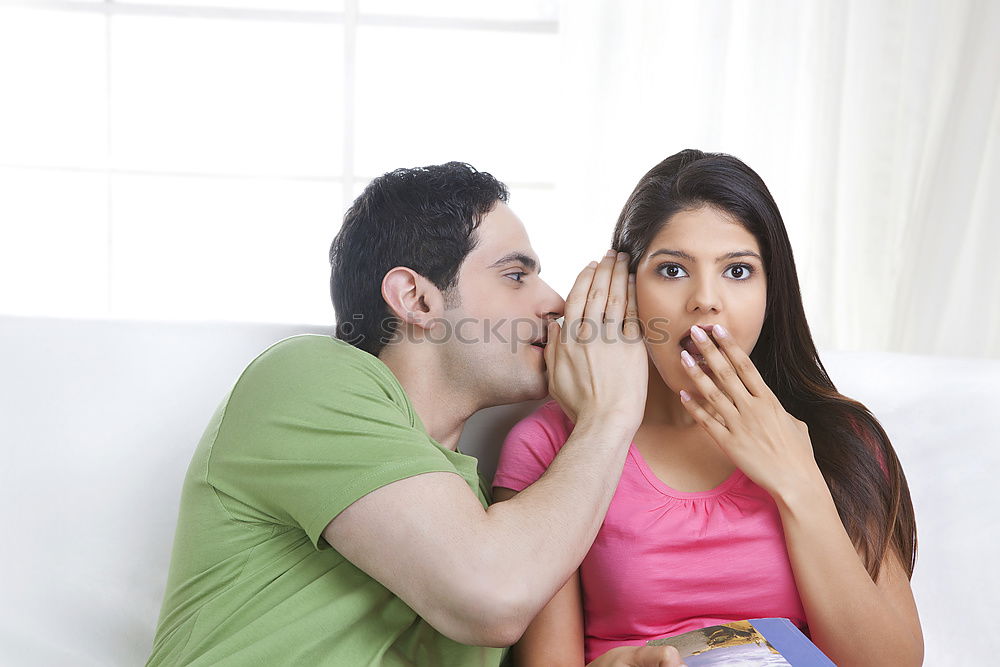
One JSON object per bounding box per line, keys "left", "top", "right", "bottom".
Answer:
{"left": 646, "top": 618, "right": 835, "bottom": 666}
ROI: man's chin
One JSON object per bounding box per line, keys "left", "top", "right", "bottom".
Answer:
{"left": 483, "top": 375, "right": 548, "bottom": 408}
{"left": 522, "top": 383, "right": 550, "bottom": 403}
{"left": 510, "top": 383, "right": 549, "bottom": 406}
{"left": 519, "top": 365, "right": 550, "bottom": 401}
{"left": 473, "top": 350, "right": 549, "bottom": 407}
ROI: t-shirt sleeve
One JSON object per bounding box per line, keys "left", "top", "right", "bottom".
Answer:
{"left": 206, "top": 337, "right": 459, "bottom": 550}
{"left": 492, "top": 401, "right": 572, "bottom": 493}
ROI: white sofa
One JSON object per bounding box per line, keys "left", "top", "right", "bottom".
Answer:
{"left": 1, "top": 315, "right": 997, "bottom": 665}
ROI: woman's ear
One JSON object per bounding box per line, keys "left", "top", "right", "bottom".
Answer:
{"left": 381, "top": 267, "right": 447, "bottom": 334}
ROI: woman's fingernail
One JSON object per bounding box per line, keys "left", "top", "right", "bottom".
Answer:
{"left": 606, "top": 248, "right": 616, "bottom": 257}
{"left": 588, "top": 261, "right": 598, "bottom": 268}
{"left": 691, "top": 325, "right": 708, "bottom": 342}
{"left": 680, "top": 389, "right": 691, "bottom": 402}
{"left": 617, "top": 252, "right": 628, "bottom": 260}
{"left": 713, "top": 324, "right": 728, "bottom": 338}
{"left": 681, "top": 350, "right": 696, "bottom": 367}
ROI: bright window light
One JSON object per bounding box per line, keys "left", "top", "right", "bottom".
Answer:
{"left": 0, "top": 2, "right": 559, "bottom": 324}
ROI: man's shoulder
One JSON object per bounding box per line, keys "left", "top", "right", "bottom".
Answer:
{"left": 214, "top": 334, "right": 413, "bottom": 427}
{"left": 241, "top": 334, "right": 396, "bottom": 392}
{"left": 253, "top": 333, "right": 372, "bottom": 367}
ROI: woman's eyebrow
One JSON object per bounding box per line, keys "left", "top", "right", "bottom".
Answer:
{"left": 649, "top": 248, "right": 762, "bottom": 262}
{"left": 488, "top": 251, "right": 541, "bottom": 274}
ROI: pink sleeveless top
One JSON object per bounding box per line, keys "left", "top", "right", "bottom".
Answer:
{"left": 492, "top": 401, "right": 809, "bottom": 662}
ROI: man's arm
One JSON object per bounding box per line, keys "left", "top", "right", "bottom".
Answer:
{"left": 490, "top": 486, "right": 585, "bottom": 662}
{"left": 490, "top": 487, "right": 684, "bottom": 667}
{"left": 323, "top": 416, "right": 636, "bottom": 646}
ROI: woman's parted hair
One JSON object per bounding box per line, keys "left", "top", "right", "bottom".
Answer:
{"left": 329, "top": 162, "right": 509, "bottom": 357}
{"left": 613, "top": 149, "right": 917, "bottom": 582}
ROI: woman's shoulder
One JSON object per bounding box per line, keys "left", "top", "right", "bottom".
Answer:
{"left": 494, "top": 400, "right": 575, "bottom": 491}
{"left": 513, "top": 399, "right": 575, "bottom": 440}
{"left": 534, "top": 399, "right": 574, "bottom": 424}
{"left": 500, "top": 400, "right": 575, "bottom": 461}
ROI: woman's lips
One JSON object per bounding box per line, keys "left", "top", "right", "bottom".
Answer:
{"left": 678, "top": 334, "right": 715, "bottom": 373}
{"left": 678, "top": 336, "right": 702, "bottom": 357}
{"left": 679, "top": 335, "right": 703, "bottom": 358}
{"left": 678, "top": 325, "right": 721, "bottom": 357}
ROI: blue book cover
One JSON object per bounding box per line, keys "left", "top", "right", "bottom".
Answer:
{"left": 646, "top": 617, "right": 835, "bottom": 666}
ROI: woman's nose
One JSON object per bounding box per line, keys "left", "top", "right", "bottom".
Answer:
{"left": 688, "top": 281, "right": 721, "bottom": 312}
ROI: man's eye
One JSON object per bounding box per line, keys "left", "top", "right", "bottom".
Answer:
{"left": 505, "top": 272, "right": 527, "bottom": 283}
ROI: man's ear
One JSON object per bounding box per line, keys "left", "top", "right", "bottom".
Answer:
{"left": 381, "top": 267, "right": 447, "bottom": 333}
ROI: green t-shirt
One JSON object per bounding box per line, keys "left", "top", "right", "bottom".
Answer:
{"left": 147, "top": 334, "right": 508, "bottom": 666}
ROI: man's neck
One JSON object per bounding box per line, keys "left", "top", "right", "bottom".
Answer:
{"left": 377, "top": 343, "right": 479, "bottom": 451}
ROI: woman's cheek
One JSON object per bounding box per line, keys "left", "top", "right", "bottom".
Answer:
{"left": 641, "top": 322, "right": 669, "bottom": 350}
{"left": 647, "top": 341, "right": 685, "bottom": 391}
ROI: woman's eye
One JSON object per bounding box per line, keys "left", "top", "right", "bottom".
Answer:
{"left": 657, "top": 263, "right": 689, "bottom": 279}
{"left": 724, "top": 264, "right": 755, "bottom": 280}
{"left": 656, "top": 263, "right": 755, "bottom": 280}
{"left": 505, "top": 271, "right": 527, "bottom": 284}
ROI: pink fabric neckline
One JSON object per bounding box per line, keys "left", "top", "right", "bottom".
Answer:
{"left": 628, "top": 441, "right": 746, "bottom": 499}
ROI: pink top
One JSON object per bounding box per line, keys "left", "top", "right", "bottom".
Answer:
{"left": 492, "top": 401, "right": 809, "bottom": 662}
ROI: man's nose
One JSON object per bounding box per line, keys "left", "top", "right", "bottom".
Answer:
{"left": 540, "top": 281, "right": 565, "bottom": 320}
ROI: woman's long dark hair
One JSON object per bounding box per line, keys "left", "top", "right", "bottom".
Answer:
{"left": 613, "top": 149, "right": 916, "bottom": 582}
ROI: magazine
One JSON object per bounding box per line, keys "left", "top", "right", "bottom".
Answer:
{"left": 646, "top": 618, "right": 835, "bottom": 666}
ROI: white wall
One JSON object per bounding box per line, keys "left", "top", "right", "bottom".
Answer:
{"left": 1, "top": 0, "right": 997, "bottom": 358}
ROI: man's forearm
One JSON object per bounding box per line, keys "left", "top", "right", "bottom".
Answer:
{"left": 481, "top": 416, "right": 636, "bottom": 622}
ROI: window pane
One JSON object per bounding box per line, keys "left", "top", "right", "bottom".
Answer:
{"left": 0, "top": 8, "right": 107, "bottom": 168}
{"left": 361, "top": 0, "right": 557, "bottom": 21}
{"left": 110, "top": 174, "right": 342, "bottom": 324}
{"left": 111, "top": 16, "right": 343, "bottom": 177}
{"left": 119, "top": 1, "right": 345, "bottom": 11}
{"left": 354, "top": 26, "right": 558, "bottom": 183}
{"left": 0, "top": 167, "right": 110, "bottom": 317}
{"left": 506, "top": 185, "right": 579, "bottom": 298}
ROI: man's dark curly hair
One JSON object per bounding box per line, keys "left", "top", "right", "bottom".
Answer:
{"left": 329, "top": 162, "right": 509, "bottom": 356}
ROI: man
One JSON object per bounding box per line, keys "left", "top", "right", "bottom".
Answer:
{"left": 147, "top": 162, "right": 682, "bottom": 666}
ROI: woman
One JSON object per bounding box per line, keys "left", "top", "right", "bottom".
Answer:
{"left": 492, "top": 149, "right": 923, "bottom": 666}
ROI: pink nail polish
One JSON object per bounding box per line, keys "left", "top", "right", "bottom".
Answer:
{"left": 681, "top": 350, "right": 696, "bottom": 367}
{"left": 691, "top": 325, "right": 708, "bottom": 342}
{"left": 713, "top": 324, "right": 728, "bottom": 338}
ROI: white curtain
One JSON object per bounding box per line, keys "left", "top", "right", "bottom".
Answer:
{"left": 554, "top": 0, "right": 1000, "bottom": 358}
